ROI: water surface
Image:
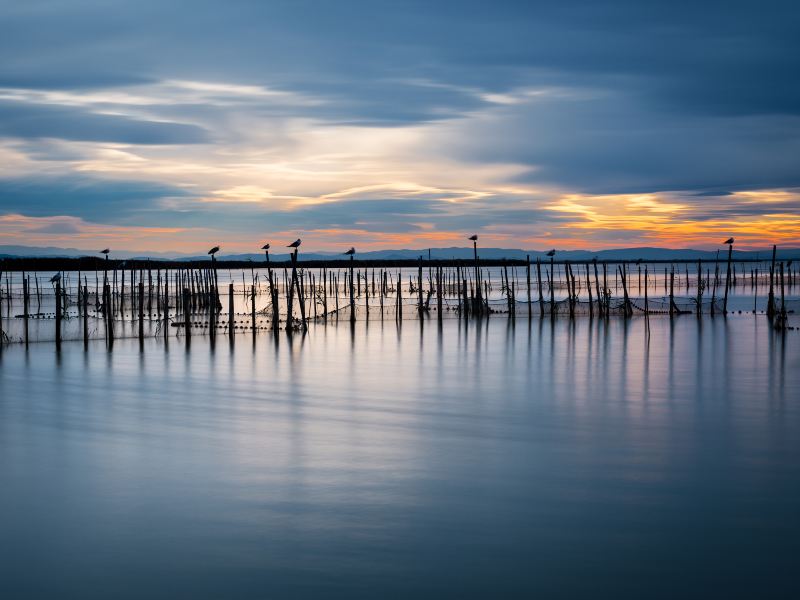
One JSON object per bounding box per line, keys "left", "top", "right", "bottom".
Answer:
{"left": 1, "top": 317, "right": 798, "bottom": 598}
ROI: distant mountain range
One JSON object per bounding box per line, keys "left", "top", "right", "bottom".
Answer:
{"left": 1, "top": 244, "right": 799, "bottom": 262}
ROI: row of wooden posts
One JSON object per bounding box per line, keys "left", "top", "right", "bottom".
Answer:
{"left": 0, "top": 244, "right": 795, "bottom": 347}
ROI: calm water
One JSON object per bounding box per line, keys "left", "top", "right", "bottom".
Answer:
{"left": 1, "top": 316, "right": 799, "bottom": 598}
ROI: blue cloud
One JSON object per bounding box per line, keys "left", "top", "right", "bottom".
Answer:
{"left": 0, "top": 175, "right": 192, "bottom": 222}
{"left": 0, "top": 102, "right": 209, "bottom": 145}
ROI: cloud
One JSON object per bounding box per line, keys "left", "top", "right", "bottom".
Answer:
{"left": 0, "top": 0, "right": 798, "bottom": 250}
{"left": 0, "top": 175, "right": 193, "bottom": 222}
{"left": 0, "top": 101, "right": 210, "bottom": 145}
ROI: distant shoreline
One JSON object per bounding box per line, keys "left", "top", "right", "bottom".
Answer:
{"left": 0, "top": 255, "right": 791, "bottom": 272}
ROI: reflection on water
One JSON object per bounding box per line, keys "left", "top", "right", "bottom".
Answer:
{"left": 1, "top": 317, "right": 798, "bottom": 599}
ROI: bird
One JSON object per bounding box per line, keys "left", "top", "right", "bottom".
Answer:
{"left": 50, "top": 273, "right": 61, "bottom": 283}
{"left": 287, "top": 239, "right": 302, "bottom": 248}
{"left": 723, "top": 237, "right": 734, "bottom": 245}
{"left": 208, "top": 246, "right": 220, "bottom": 255}
{"left": 344, "top": 247, "right": 356, "bottom": 255}
{"left": 468, "top": 234, "right": 478, "bottom": 241}
{"left": 100, "top": 248, "right": 110, "bottom": 255}
{"left": 546, "top": 249, "right": 556, "bottom": 257}
{"left": 261, "top": 244, "right": 270, "bottom": 251}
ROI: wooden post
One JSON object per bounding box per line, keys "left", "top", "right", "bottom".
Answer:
{"left": 322, "top": 266, "right": 328, "bottom": 321}
{"left": 723, "top": 242, "right": 733, "bottom": 314}
{"left": 536, "top": 258, "right": 544, "bottom": 317}
{"left": 103, "top": 283, "right": 114, "bottom": 345}
{"left": 566, "top": 262, "right": 574, "bottom": 318}
{"left": 644, "top": 266, "right": 649, "bottom": 315}
{"left": 767, "top": 244, "right": 776, "bottom": 318}
{"left": 183, "top": 288, "right": 191, "bottom": 343}
{"left": 418, "top": 257, "right": 424, "bottom": 316}
{"left": 549, "top": 257, "right": 556, "bottom": 317}
{"left": 585, "top": 264, "right": 593, "bottom": 318}
{"left": 23, "top": 276, "right": 29, "bottom": 346}
{"left": 473, "top": 240, "right": 482, "bottom": 315}
{"left": 619, "top": 265, "right": 630, "bottom": 317}
{"left": 669, "top": 266, "right": 675, "bottom": 317}
{"left": 83, "top": 283, "right": 89, "bottom": 348}
{"left": 525, "top": 256, "right": 532, "bottom": 319}
{"left": 229, "top": 283, "right": 234, "bottom": 337}
{"left": 696, "top": 259, "right": 703, "bottom": 315}
{"left": 55, "top": 280, "right": 62, "bottom": 349}
{"left": 348, "top": 255, "right": 356, "bottom": 323}
{"left": 163, "top": 284, "right": 168, "bottom": 341}
{"left": 251, "top": 285, "right": 257, "bottom": 334}
{"left": 397, "top": 271, "right": 403, "bottom": 321}
{"left": 779, "top": 262, "right": 786, "bottom": 323}
{"left": 437, "top": 266, "right": 443, "bottom": 322}
{"left": 138, "top": 280, "right": 144, "bottom": 343}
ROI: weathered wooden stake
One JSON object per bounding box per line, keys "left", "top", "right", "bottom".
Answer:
{"left": 55, "top": 280, "right": 62, "bottom": 349}
{"left": 723, "top": 241, "right": 733, "bottom": 314}
{"left": 767, "top": 244, "right": 776, "bottom": 318}
{"left": 83, "top": 282, "right": 89, "bottom": 348}
{"left": 229, "top": 283, "right": 235, "bottom": 338}
{"left": 138, "top": 280, "right": 144, "bottom": 343}
{"left": 23, "top": 276, "right": 29, "bottom": 345}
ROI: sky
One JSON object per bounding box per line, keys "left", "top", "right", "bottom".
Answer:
{"left": 0, "top": 0, "right": 799, "bottom": 254}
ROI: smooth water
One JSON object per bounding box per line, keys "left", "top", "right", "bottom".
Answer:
{"left": 1, "top": 317, "right": 799, "bottom": 599}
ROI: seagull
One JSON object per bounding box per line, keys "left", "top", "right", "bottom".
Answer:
{"left": 468, "top": 234, "right": 478, "bottom": 241}
{"left": 261, "top": 244, "right": 270, "bottom": 251}
{"left": 287, "top": 239, "right": 302, "bottom": 248}
{"left": 50, "top": 273, "right": 61, "bottom": 283}
{"left": 100, "top": 248, "right": 110, "bottom": 255}
{"left": 546, "top": 249, "right": 556, "bottom": 257}
{"left": 344, "top": 247, "right": 356, "bottom": 255}
{"left": 723, "top": 237, "right": 734, "bottom": 245}
{"left": 208, "top": 246, "right": 220, "bottom": 255}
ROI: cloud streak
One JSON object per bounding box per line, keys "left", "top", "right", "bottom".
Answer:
{"left": 0, "top": 0, "right": 798, "bottom": 251}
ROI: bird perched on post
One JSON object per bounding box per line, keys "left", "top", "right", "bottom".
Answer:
{"left": 723, "top": 237, "right": 734, "bottom": 245}
{"left": 344, "top": 247, "right": 356, "bottom": 256}
{"left": 208, "top": 246, "right": 220, "bottom": 255}
{"left": 100, "top": 248, "right": 110, "bottom": 256}
{"left": 287, "top": 239, "right": 301, "bottom": 248}
{"left": 261, "top": 244, "right": 270, "bottom": 251}
{"left": 468, "top": 234, "right": 478, "bottom": 241}
{"left": 50, "top": 273, "right": 61, "bottom": 284}
{"left": 546, "top": 249, "right": 556, "bottom": 257}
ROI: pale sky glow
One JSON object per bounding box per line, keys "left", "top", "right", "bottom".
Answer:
{"left": 1, "top": 0, "right": 799, "bottom": 254}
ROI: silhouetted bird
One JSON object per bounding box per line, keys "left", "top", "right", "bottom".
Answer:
{"left": 100, "top": 248, "right": 110, "bottom": 255}
{"left": 261, "top": 244, "right": 270, "bottom": 250}
{"left": 344, "top": 247, "right": 356, "bottom": 255}
{"left": 468, "top": 234, "right": 478, "bottom": 241}
{"left": 208, "top": 246, "right": 220, "bottom": 255}
{"left": 723, "top": 237, "right": 734, "bottom": 245}
{"left": 50, "top": 273, "right": 61, "bottom": 283}
{"left": 546, "top": 249, "right": 556, "bottom": 257}
{"left": 287, "top": 239, "right": 302, "bottom": 248}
